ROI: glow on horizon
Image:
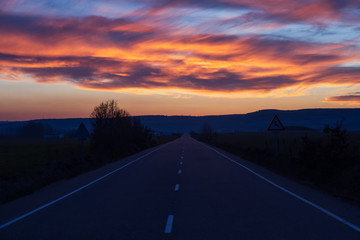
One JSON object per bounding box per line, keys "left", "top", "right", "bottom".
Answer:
{"left": 0, "top": 0, "right": 360, "bottom": 120}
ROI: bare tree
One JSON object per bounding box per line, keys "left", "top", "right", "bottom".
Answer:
{"left": 91, "top": 100, "right": 129, "bottom": 120}
{"left": 90, "top": 100, "right": 152, "bottom": 160}
{"left": 91, "top": 100, "right": 131, "bottom": 160}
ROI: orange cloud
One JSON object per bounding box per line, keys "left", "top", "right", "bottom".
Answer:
{"left": 326, "top": 93, "right": 360, "bottom": 104}
{"left": 0, "top": 11, "right": 359, "bottom": 98}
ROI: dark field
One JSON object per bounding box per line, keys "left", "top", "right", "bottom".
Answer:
{"left": 0, "top": 135, "right": 179, "bottom": 204}
{"left": 195, "top": 130, "right": 360, "bottom": 205}
{"left": 0, "top": 139, "right": 91, "bottom": 204}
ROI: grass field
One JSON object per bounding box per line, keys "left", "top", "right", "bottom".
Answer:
{"left": 194, "top": 130, "right": 360, "bottom": 205}
{"left": 0, "top": 135, "right": 179, "bottom": 204}
{"left": 0, "top": 139, "right": 92, "bottom": 204}
{"left": 0, "top": 139, "right": 88, "bottom": 178}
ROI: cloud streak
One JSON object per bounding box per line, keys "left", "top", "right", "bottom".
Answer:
{"left": 0, "top": 0, "right": 359, "bottom": 98}
{"left": 326, "top": 93, "right": 360, "bottom": 103}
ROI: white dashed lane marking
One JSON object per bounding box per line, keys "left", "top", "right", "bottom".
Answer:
{"left": 164, "top": 215, "right": 174, "bottom": 234}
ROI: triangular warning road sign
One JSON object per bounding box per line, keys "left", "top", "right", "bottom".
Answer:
{"left": 268, "top": 115, "right": 285, "bottom": 131}
{"left": 76, "top": 122, "right": 90, "bottom": 140}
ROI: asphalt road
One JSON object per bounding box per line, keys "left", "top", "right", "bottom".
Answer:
{"left": 0, "top": 135, "right": 360, "bottom": 239}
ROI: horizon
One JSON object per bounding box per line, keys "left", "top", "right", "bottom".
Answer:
{"left": 1, "top": 1, "right": 360, "bottom": 120}
{"left": 2, "top": 107, "right": 360, "bottom": 122}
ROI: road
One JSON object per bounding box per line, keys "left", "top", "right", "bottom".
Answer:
{"left": 0, "top": 135, "right": 360, "bottom": 239}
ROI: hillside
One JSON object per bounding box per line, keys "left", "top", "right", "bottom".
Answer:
{"left": 1, "top": 108, "right": 360, "bottom": 135}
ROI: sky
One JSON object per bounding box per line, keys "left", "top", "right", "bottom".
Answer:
{"left": 0, "top": 0, "right": 360, "bottom": 120}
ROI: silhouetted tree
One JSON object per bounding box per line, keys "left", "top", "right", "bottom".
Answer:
{"left": 298, "top": 120, "right": 351, "bottom": 183}
{"left": 200, "top": 122, "right": 213, "bottom": 141}
{"left": 90, "top": 100, "right": 152, "bottom": 160}
{"left": 131, "top": 117, "right": 152, "bottom": 148}
{"left": 322, "top": 121, "right": 351, "bottom": 175}
{"left": 18, "top": 122, "right": 45, "bottom": 138}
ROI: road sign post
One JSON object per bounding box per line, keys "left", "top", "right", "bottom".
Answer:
{"left": 274, "top": 132, "right": 279, "bottom": 156}
{"left": 267, "top": 115, "right": 285, "bottom": 156}
{"left": 76, "top": 122, "right": 90, "bottom": 162}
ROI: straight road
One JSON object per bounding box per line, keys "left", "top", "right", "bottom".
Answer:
{"left": 0, "top": 135, "right": 359, "bottom": 239}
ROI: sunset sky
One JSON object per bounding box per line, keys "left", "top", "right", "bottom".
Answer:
{"left": 1, "top": 0, "right": 360, "bottom": 121}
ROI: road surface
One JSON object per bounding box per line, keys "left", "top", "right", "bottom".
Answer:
{"left": 0, "top": 135, "right": 360, "bottom": 239}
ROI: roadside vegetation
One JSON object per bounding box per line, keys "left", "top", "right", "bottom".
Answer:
{"left": 192, "top": 122, "right": 360, "bottom": 204}
{"left": 0, "top": 100, "right": 179, "bottom": 204}
{"left": 0, "top": 139, "right": 91, "bottom": 204}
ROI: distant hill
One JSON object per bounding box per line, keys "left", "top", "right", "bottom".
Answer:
{"left": 1, "top": 108, "right": 360, "bottom": 135}
{"left": 0, "top": 118, "right": 92, "bottom": 136}
{"left": 138, "top": 108, "right": 360, "bottom": 133}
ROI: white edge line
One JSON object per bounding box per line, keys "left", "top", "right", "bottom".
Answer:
{"left": 198, "top": 141, "right": 360, "bottom": 233}
{"left": 164, "top": 215, "right": 174, "bottom": 234}
{"left": 0, "top": 143, "right": 169, "bottom": 230}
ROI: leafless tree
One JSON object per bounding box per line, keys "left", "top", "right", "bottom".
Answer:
{"left": 90, "top": 100, "right": 152, "bottom": 160}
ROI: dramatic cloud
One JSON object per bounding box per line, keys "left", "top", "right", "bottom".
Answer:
{"left": 326, "top": 93, "right": 360, "bottom": 103}
{"left": 0, "top": 0, "right": 359, "bottom": 97}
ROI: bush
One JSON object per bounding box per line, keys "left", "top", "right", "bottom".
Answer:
{"left": 17, "top": 122, "right": 45, "bottom": 138}
{"left": 298, "top": 121, "right": 353, "bottom": 183}
{"left": 191, "top": 123, "right": 217, "bottom": 142}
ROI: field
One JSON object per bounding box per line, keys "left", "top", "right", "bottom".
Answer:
{"left": 195, "top": 129, "right": 360, "bottom": 204}
{"left": 0, "top": 139, "right": 92, "bottom": 204}
{"left": 0, "top": 135, "right": 179, "bottom": 204}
